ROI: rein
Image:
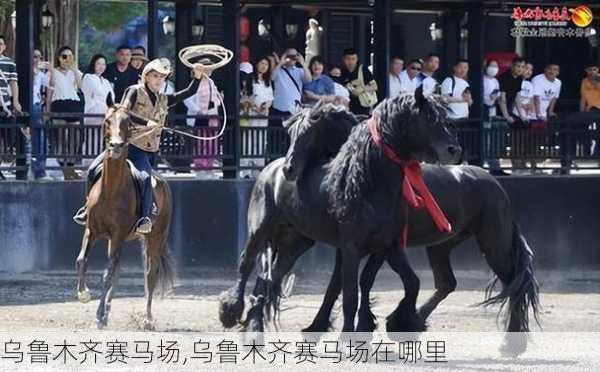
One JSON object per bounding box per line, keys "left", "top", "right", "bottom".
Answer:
{"left": 367, "top": 115, "right": 452, "bottom": 247}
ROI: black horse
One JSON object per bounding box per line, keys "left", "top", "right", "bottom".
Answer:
{"left": 219, "top": 93, "right": 461, "bottom": 333}
{"left": 246, "top": 101, "right": 540, "bottom": 355}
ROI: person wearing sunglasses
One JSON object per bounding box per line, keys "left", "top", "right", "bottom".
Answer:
{"left": 48, "top": 45, "right": 84, "bottom": 180}
{"left": 399, "top": 59, "right": 422, "bottom": 95}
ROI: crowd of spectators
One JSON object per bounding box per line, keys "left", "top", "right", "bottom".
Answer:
{"left": 2, "top": 36, "right": 600, "bottom": 180}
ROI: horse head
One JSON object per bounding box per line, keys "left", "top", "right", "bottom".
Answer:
{"left": 373, "top": 87, "right": 461, "bottom": 164}
{"left": 103, "top": 104, "right": 131, "bottom": 159}
{"left": 282, "top": 101, "right": 357, "bottom": 181}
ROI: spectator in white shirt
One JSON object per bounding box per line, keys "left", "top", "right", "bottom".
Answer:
{"left": 81, "top": 54, "right": 115, "bottom": 167}
{"left": 515, "top": 62, "right": 547, "bottom": 173}
{"left": 48, "top": 46, "right": 84, "bottom": 180}
{"left": 388, "top": 56, "right": 404, "bottom": 98}
{"left": 399, "top": 59, "right": 422, "bottom": 95}
{"left": 81, "top": 54, "right": 115, "bottom": 126}
{"left": 441, "top": 59, "right": 472, "bottom": 120}
{"left": 481, "top": 59, "right": 508, "bottom": 176}
{"left": 240, "top": 56, "right": 274, "bottom": 178}
{"left": 532, "top": 63, "right": 561, "bottom": 121}
{"left": 418, "top": 53, "right": 440, "bottom": 96}
{"left": 513, "top": 63, "right": 536, "bottom": 122}
{"left": 483, "top": 60, "right": 500, "bottom": 118}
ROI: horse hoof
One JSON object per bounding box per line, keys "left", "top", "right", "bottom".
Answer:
{"left": 143, "top": 319, "right": 156, "bottom": 332}
{"left": 95, "top": 319, "right": 107, "bottom": 329}
{"left": 218, "top": 289, "right": 244, "bottom": 329}
{"left": 386, "top": 302, "right": 427, "bottom": 337}
{"left": 356, "top": 312, "right": 378, "bottom": 333}
{"left": 301, "top": 322, "right": 331, "bottom": 334}
{"left": 78, "top": 289, "right": 92, "bottom": 303}
{"left": 500, "top": 332, "right": 527, "bottom": 358}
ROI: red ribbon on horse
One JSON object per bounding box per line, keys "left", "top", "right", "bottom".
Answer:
{"left": 368, "top": 115, "right": 452, "bottom": 247}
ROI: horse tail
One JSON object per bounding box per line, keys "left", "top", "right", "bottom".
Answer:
{"left": 481, "top": 223, "right": 540, "bottom": 332}
{"left": 141, "top": 235, "right": 176, "bottom": 297}
{"left": 156, "top": 239, "right": 176, "bottom": 296}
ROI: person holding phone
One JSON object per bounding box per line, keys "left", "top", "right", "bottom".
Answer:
{"left": 48, "top": 45, "right": 84, "bottom": 180}
{"left": 268, "top": 48, "right": 312, "bottom": 161}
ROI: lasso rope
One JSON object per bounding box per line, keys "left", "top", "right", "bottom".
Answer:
{"left": 175, "top": 45, "right": 233, "bottom": 140}
{"left": 178, "top": 45, "right": 233, "bottom": 70}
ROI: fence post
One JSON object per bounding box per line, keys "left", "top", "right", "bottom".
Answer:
{"left": 222, "top": 0, "right": 240, "bottom": 179}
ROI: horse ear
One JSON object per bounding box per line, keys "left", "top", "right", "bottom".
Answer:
{"left": 414, "top": 85, "right": 426, "bottom": 110}
{"left": 106, "top": 93, "right": 115, "bottom": 108}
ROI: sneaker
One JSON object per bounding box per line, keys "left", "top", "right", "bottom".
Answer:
{"left": 73, "top": 206, "right": 87, "bottom": 226}
{"left": 135, "top": 217, "right": 153, "bottom": 234}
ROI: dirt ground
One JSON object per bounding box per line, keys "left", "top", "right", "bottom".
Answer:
{"left": 0, "top": 268, "right": 599, "bottom": 371}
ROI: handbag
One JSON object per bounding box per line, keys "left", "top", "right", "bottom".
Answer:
{"left": 349, "top": 65, "right": 378, "bottom": 108}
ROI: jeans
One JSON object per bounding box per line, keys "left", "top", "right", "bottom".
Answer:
{"left": 86, "top": 146, "right": 154, "bottom": 219}
{"left": 31, "top": 103, "right": 47, "bottom": 178}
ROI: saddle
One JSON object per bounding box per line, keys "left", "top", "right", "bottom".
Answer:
{"left": 90, "top": 161, "right": 159, "bottom": 217}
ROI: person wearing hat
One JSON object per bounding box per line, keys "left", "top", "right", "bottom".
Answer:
{"left": 130, "top": 45, "right": 148, "bottom": 74}
{"left": 73, "top": 58, "right": 206, "bottom": 233}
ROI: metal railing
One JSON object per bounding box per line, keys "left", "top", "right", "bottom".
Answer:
{"left": 1, "top": 112, "right": 599, "bottom": 178}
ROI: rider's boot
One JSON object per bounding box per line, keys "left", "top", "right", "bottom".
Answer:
{"left": 136, "top": 176, "right": 154, "bottom": 234}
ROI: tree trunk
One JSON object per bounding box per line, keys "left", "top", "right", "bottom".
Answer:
{"left": 47, "top": 0, "right": 80, "bottom": 64}
{"left": 0, "top": 4, "right": 16, "bottom": 58}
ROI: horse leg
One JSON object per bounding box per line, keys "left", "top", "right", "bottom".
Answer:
{"left": 76, "top": 228, "right": 94, "bottom": 303}
{"left": 385, "top": 247, "right": 426, "bottom": 334}
{"left": 340, "top": 248, "right": 359, "bottom": 333}
{"left": 417, "top": 242, "right": 460, "bottom": 320}
{"left": 219, "top": 227, "right": 268, "bottom": 328}
{"left": 265, "top": 234, "right": 313, "bottom": 328}
{"left": 356, "top": 252, "right": 386, "bottom": 332}
{"left": 245, "top": 231, "right": 314, "bottom": 333}
{"left": 95, "top": 238, "right": 123, "bottom": 329}
{"left": 302, "top": 249, "right": 342, "bottom": 333}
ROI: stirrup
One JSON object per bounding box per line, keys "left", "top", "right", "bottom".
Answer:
{"left": 135, "top": 217, "right": 153, "bottom": 234}
{"left": 73, "top": 206, "right": 87, "bottom": 226}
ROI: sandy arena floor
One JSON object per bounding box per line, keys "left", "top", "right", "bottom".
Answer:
{"left": 0, "top": 268, "right": 599, "bottom": 371}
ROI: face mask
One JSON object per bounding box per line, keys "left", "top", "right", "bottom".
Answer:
{"left": 486, "top": 66, "right": 499, "bottom": 77}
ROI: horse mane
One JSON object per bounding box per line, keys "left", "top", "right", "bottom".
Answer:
{"left": 286, "top": 102, "right": 358, "bottom": 174}
{"left": 307, "top": 103, "right": 358, "bottom": 163}
{"left": 326, "top": 93, "right": 439, "bottom": 223}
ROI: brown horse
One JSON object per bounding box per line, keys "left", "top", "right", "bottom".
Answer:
{"left": 75, "top": 105, "right": 174, "bottom": 329}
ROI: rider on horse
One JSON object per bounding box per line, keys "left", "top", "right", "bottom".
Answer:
{"left": 73, "top": 58, "right": 206, "bottom": 233}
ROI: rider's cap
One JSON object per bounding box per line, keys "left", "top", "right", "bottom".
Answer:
{"left": 142, "top": 58, "right": 172, "bottom": 81}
